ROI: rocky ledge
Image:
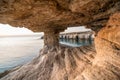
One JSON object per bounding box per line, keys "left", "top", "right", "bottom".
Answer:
{"left": 0, "top": 0, "right": 120, "bottom": 80}
{"left": 0, "top": 45, "right": 96, "bottom": 80}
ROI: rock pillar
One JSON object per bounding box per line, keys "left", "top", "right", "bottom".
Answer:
{"left": 44, "top": 30, "right": 60, "bottom": 47}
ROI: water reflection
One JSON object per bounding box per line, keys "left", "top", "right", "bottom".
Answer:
{"left": 60, "top": 38, "right": 93, "bottom": 47}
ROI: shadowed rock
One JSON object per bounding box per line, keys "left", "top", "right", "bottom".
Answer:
{"left": 0, "top": 0, "right": 120, "bottom": 32}
{"left": 0, "top": 0, "right": 120, "bottom": 80}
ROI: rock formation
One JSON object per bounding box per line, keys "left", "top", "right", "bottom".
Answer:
{"left": 0, "top": 0, "right": 120, "bottom": 31}
{"left": 0, "top": 45, "right": 96, "bottom": 80}
{"left": 80, "top": 13, "right": 120, "bottom": 80}
{"left": 0, "top": 0, "right": 120, "bottom": 80}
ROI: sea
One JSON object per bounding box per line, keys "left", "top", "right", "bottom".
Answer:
{"left": 0, "top": 36, "right": 93, "bottom": 73}
{"left": 0, "top": 36, "right": 44, "bottom": 73}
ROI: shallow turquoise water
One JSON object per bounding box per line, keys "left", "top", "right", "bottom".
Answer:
{"left": 60, "top": 38, "right": 93, "bottom": 47}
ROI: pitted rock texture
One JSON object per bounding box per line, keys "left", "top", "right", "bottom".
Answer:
{"left": 0, "top": 12, "right": 120, "bottom": 80}
{"left": 80, "top": 12, "right": 120, "bottom": 80}
{"left": 0, "top": 1, "right": 120, "bottom": 80}
{"left": 0, "top": 0, "right": 120, "bottom": 32}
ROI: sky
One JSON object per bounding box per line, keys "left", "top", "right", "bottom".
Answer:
{"left": 61, "top": 26, "right": 91, "bottom": 33}
{"left": 0, "top": 24, "right": 91, "bottom": 36}
{"left": 0, "top": 24, "right": 33, "bottom": 36}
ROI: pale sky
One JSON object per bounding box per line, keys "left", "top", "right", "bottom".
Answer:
{"left": 61, "top": 26, "right": 91, "bottom": 34}
{"left": 0, "top": 24, "right": 91, "bottom": 36}
{"left": 0, "top": 24, "right": 33, "bottom": 36}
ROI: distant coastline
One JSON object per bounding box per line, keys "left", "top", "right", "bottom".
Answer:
{"left": 0, "top": 33, "right": 43, "bottom": 38}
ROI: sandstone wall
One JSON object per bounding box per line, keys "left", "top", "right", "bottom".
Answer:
{"left": 0, "top": 13, "right": 120, "bottom": 80}
{"left": 0, "top": 0, "right": 120, "bottom": 32}
{"left": 0, "top": 0, "right": 120, "bottom": 80}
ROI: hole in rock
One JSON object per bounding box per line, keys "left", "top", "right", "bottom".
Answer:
{"left": 59, "top": 26, "right": 94, "bottom": 47}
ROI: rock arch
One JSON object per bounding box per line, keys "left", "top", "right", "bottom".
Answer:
{"left": 0, "top": 0, "right": 120, "bottom": 80}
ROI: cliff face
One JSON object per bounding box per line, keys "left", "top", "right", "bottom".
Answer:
{"left": 0, "top": 0, "right": 120, "bottom": 80}
{"left": 1, "top": 12, "right": 120, "bottom": 80}
{"left": 81, "top": 13, "right": 120, "bottom": 80}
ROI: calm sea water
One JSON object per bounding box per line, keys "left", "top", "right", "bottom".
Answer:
{"left": 60, "top": 38, "right": 93, "bottom": 47}
{"left": 0, "top": 36, "right": 44, "bottom": 73}
{"left": 0, "top": 36, "right": 93, "bottom": 73}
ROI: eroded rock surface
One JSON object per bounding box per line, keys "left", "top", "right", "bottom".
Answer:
{"left": 80, "top": 12, "right": 120, "bottom": 80}
{"left": 0, "top": 12, "right": 120, "bottom": 80}
{"left": 0, "top": 0, "right": 120, "bottom": 80}
{"left": 0, "top": 45, "right": 96, "bottom": 80}
{"left": 0, "top": 0, "right": 120, "bottom": 32}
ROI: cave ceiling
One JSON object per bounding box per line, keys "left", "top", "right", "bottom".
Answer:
{"left": 0, "top": 0, "right": 120, "bottom": 32}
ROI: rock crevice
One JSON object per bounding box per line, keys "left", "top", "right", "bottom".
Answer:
{"left": 0, "top": 45, "right": 96, "bottom": 80}
{"left": 0, "top": 0, "right": 120, "bottom": 80}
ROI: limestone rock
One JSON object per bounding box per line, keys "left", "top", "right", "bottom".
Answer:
{"left": 0, "top": 45, "right": 96, "bottom": 80}
{"left": 0, "top": 0, "right": 120, "bottom": 32}
{"left": 80, "top": 12, "right": 120, "bottom": 80}
{"left": 98, "top": 13, "right": 120, "bottom": 46}
{"left": 0, "top": 1, "right": 120, "bottom": 80}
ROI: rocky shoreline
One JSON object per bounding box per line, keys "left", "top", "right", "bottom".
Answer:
{"left": 0, "top": 45, "right": 96, "bottom": 80}
{"left": 0, "top": 66, "right": 21, "bottom": 79}
{"left": 0, "top": 0, "right": 120, "bottom": 80}
{"left": 0, "top": 44, "right": 73, "bottom": 79}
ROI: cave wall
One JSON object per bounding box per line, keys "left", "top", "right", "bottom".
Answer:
{"left": 0, "top": 0, "right": 120, "bottom": 46}
{"left": 0, "top": 0, "right": 120, "bottom": 32}
{"left": 0, "top": 0, "right": 120, "bottom": 80}
{"left": 80, "top": 12, "right": 120, "bottom": 80}
{"left": 0, "top": 14, "right": 120, "bottom": 79}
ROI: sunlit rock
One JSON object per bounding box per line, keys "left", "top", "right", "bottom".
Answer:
{"left": 0, "top": 0, "right": 120, "bottom": 80}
